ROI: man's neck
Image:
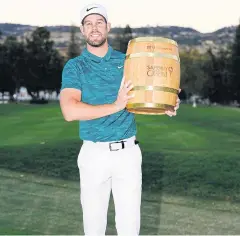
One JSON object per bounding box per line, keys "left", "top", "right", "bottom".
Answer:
{"left": 86, "top": 42, "right": 109, "bottom": 57}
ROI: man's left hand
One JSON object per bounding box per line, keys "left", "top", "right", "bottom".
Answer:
{"left": 165, "top": 88, "right": 181, "bottom": 117}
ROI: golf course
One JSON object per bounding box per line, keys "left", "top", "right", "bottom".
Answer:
{"left": 0, "top": 103, "right": 240, "bottom": 235}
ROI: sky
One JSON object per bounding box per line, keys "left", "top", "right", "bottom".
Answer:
{"left": 1, "top": 0, "right": 240, "bottom": 33}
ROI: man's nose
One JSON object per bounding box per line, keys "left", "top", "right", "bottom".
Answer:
{"left": 92, "top": 24, "right": 98, "bottom": 30}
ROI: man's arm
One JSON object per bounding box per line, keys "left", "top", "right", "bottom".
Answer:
{"left": 59, "top": 88, "right": 119, "bottom": 121}
{"left": 60, "top": 78, "right": 134, "bottom": 121}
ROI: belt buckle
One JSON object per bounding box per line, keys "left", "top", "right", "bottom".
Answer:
{"left": 109, "top": 140, "right": 126, "bottom": 151}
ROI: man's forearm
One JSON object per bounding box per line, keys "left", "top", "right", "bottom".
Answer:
{"left": 62, "top": 99, "right": 119, "bottom": 121}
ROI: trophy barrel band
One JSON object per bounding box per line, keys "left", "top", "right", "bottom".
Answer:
{"left": 128, "top": 37, "right": 178, "bottom": 47}
{"left": 127, "top": 103, "right": 174, "bottom": 110}
{"left": 125, "top": 52, "right": 180, "bottom": 62}
{"left": 131, "top": 86, "right": 179, "bottom": 94}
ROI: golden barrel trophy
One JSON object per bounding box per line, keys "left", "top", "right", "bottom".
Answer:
{"left": 124, "top": 37, "right": 181, "bottom": 115}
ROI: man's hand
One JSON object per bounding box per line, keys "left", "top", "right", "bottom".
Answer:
{"left": 165, "top": 88, "right": 181, "bottom": 117}
{"left": 113, "top": 79, "right": 135, "bottom": 112}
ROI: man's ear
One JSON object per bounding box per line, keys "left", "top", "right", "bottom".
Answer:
{"left": 107, "top": 22, "right": 111, "bottom": 33}
{"left": 80, "top": 25, "right": 84, "bottom": 35}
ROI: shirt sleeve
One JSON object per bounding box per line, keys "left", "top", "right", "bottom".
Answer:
{"left": 60, "top": 59, "right": 82, "bottom": 91}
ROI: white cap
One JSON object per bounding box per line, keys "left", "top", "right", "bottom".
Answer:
{"left": 80, "top": 3, "right": 108, "bottom": 24}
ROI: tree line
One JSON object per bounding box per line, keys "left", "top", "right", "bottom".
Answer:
{"left": 0, "top": 23, "right": 239, "bottom": 105}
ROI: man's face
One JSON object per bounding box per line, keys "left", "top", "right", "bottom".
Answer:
{"left": 80, "top": 14, "right": 111, "bottom": 47}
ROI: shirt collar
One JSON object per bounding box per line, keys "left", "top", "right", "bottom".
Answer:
{"left": 82, "top": 45, "right": 113, "bottom": 63}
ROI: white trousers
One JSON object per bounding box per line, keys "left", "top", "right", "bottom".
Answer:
{"left": 77, "top": 136, "right": 142, "bottom": 236}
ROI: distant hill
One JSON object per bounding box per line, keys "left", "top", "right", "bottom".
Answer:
{"left": 0, "top": 23, "right": 237, "bottom": 54}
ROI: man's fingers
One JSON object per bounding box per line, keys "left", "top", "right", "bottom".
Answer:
{"left": 125, "top": 80, "right": 132, "bottom": 88}
{"left": 174, "top": 104, "right": 179, "bottom": 110}
{"left": 120, "top": 76, "right": 125, "bottom": 89}
{"left": 165, "top": 110, "right": 176, "bottom": 116}
{"left": 165, "top": 95, "right": 180, "bottom": 116}
{"left": 165, "top": 110, "right": 170, "bottom": 115}
{"left": 127, "top": 84, "right": 134, "bottom": 92}
{"left": 128, "top": 94, "right": 135, "bottom": 99}
{"left": 124, "top": 93, "right": 135, "bottom": 100}
{"left": 165, "top": 111, "right": 172, "bottom": 117}
{"left": 122, "top": 80, "right": 134, "bottom": 93}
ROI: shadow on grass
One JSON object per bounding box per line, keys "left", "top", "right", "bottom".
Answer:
{"left": 1, "top": 140, "right": 240, "bottom": 200}
{"left": 0, "top": 140, "right": 82, "bottom": 181}
{"left": 0, "top": 140, "right": 165, "bottom": 235}
{"left": 0, "top": 141, "right": 164, "bottom": 185}
{"left": 1, "top": 140, "right": 240, "bottom": 234}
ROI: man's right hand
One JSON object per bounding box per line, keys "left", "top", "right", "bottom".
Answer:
{"left": 113, "top": 79, "right": 135, "bottom": 112}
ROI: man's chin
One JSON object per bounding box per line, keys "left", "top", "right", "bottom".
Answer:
{"left": 91, "top": 44, "right": 103, "bottom": 48}
{"left": 87, "top": 39, "right": 107, "bottom": 47}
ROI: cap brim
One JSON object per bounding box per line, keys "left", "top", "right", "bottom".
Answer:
{"left": 81, "top": 13, "right": 107, "bottom": 25}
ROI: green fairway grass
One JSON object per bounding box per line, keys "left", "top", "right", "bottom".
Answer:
{"left": 0, "top": 103, "right": 240, "bottom": 234}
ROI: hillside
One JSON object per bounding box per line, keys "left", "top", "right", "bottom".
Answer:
{"left": 0, "top": 23, "right": 237, "bottom": 54}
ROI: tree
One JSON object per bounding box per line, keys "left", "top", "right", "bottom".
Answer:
{"left": 67, "top": 25, "right": 81, "bottom": 59}
{"left": 0, "top": 43, "right": 7, "bottom": 94}
{"left": 0, "top": 27, "right": 64, "bottom": 102}
{"left": 202, "top": 47, "right": 232, "bottom": 104}
{"left": 24, "top": 27, "right": 63, "bottom": 98}
{"left": 120, "top": 24, "right": 133, "bottom": 53}
{"left": 231, "top": 21, "right": 240, "bottom": 103}
{"left": 0, "top": 36, "right": 26, "bottom": 100}
{"left": 112, "top": 32, "right": 122, "bottom": 51}
{"left": 179, "top": 49, "right": 209, "bottom": 98}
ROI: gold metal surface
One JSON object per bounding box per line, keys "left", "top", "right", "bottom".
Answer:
{"left": 132, "top": 86, "right": 179, "bottom": 94}
{"left": 125, "top": 52, "right": 180, "bottom": 62}
{"left": 128, "top": 37, "right": 178, "bottom": 47}
{"left": 127, "top": 103, "right": 174, "bottom": 115}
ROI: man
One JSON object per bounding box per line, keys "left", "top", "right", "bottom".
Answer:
{"left": 59, "top": 3, "right": 180, "bottom": 236}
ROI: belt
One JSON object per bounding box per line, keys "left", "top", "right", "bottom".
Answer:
{"left": 83, "top": 136, "right": 139, "bottom": 151}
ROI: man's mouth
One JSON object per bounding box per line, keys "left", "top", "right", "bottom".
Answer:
{"left": 91, "top": 33, "right": 101, "bottom": 37}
